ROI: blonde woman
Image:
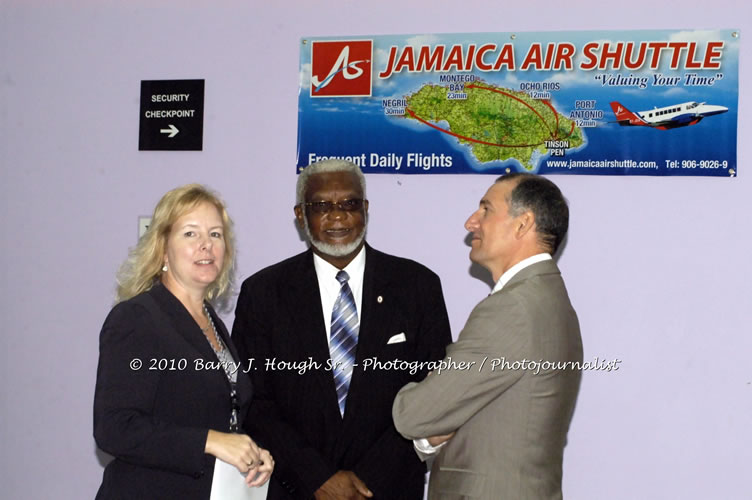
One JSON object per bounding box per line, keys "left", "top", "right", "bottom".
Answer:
{"left": 94, "top": 184, "right": 273, "bottom": 499}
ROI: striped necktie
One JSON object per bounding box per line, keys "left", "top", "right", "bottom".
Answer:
{"left": 330, "top": 270, "right": 359, "bottom": 416}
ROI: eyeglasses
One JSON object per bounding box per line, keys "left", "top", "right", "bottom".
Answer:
{"left": 302, "top": 198, "right": 365, "bottom": 214}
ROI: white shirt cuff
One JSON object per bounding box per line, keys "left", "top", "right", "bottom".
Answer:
{"left": 413, "top": 438, "right": 446, "bottom": 455}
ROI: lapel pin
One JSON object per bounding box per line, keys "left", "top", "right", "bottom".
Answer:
{"left": 377, "top": 295, "right": 383, "bottom": 303}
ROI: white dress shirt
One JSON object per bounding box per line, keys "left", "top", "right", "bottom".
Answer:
{"left": 490, "top": 253, "right": 552, "bottom": 295}
{"left": 313, "top": 246, "right": 366, "bottom": 345}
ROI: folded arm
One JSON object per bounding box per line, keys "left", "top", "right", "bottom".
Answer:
{"left": 393, "top": 294, "right": 529, "bottom": 439}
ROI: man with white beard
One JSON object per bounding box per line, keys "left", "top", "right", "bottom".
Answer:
{"left": 232, "top": 159, "right": 452, "bottom": 500}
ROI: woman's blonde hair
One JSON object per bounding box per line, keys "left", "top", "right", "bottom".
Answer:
{"left": 116, "top": 184, "right": 236, "bottom": 303}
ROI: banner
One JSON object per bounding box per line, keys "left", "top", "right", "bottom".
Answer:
{"left": 296, "top": 30, "right": 739, "bottom": 176}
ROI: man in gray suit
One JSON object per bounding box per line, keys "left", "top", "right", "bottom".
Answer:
{"left": 393, "top": 173, "right": 583, "bottom": 500}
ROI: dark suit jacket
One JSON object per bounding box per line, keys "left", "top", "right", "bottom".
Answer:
{"left": 393, "top": 260, "right": 583, "bottom": 500}
{"left": 93, "top": 283, "right": 253, "bottom": 500}
{"left": 232, "top": 245, "right": 452, "bottom": 499}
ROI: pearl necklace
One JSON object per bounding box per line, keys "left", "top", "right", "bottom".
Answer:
{"left": 201, "top": 310, "right": 221, "bottom": 348}
{"left": 202, "top": 304, "right": 225, "bottom": 355}
{"left": 202, "top": 304, "right": 239, "bottom": 433}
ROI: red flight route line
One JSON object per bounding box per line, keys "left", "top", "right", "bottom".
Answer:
{"left": 541, "top": 99, "right": 559, "bottom": 137}
{"left": 539, "top": 98, "right": 575, "bottom": 139}
{"left": 465, "top": 83, "right": 555, "bottom": 138}
{"left": 406, "top": 83, "right": 577, "bottom": 147}
{"left": 406, "top": 109, "right": 544, "bottom": 149}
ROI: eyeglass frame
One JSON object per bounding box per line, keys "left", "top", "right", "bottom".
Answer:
{"left": 300, "top": 198, "right": 367, "bottom": 215}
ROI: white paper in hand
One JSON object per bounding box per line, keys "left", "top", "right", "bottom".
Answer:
{"left": 209, "top": 459, "right": 269, "bottom": 500}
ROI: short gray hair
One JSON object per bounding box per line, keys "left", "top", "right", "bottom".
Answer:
{"left": 296, "top": 159, "right": 367, "bottom": 204}
{"left": 495, "top": 173, "right": 569, "bottom": 254}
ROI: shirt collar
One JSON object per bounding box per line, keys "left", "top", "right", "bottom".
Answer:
{"left": 312, "top": 245, "right": 366, "bottom": 281}
{"left": 491, "top": 253, "right": 552, "bottom": 294}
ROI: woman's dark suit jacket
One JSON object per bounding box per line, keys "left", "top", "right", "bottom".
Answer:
{"left": 93, "top": 283, "right": 253, "bottom": 499}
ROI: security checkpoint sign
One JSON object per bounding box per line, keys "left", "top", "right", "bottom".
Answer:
{"left": 139, "top": 79, "right": 204, "bottom": 150}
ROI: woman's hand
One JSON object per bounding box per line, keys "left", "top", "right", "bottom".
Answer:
{"left": 245, "top": 446, "right": 274, "bottom": 487}
{"left": 205, "top": 430, "right": 261, "bottom": 474}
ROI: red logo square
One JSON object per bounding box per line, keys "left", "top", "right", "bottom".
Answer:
{"left": 310, "top": 40, "right": 373, "bottom": 97}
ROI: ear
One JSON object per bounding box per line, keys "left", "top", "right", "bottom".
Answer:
{"left": 363, "top": 199, "right": 369, "bottom": 216}
{"left": 514, "top": 211, "right": 535, "bottom": 240}
{"left": 294, "top": 204, "right": 305, "bottom": 230}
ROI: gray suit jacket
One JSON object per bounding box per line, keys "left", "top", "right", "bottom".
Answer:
{"left": 393, "top": 260, "right": 582, "bottom": 500}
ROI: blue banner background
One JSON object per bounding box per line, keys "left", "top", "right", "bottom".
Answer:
{"left": 297, "top": 30, "right": 739, "bottom": 176}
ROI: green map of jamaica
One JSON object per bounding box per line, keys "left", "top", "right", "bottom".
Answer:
{"left": 403, "top": 81, "right": 585, "bottom": 170}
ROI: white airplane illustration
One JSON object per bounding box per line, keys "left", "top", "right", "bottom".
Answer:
{"left": 610, "top": 101, "right": 728, "bottom": 130}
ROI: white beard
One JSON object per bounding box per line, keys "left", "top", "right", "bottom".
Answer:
{"left": 302, "top": 215, "right": 367, "bottom": 257}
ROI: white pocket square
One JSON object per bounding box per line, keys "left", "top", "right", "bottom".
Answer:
{"left": 387, "top": 332, "right": 407, "bottom": 344}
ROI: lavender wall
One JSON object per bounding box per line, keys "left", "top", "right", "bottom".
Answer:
{"left": 2, "top": 1, "right": 750, "bottom": 498}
